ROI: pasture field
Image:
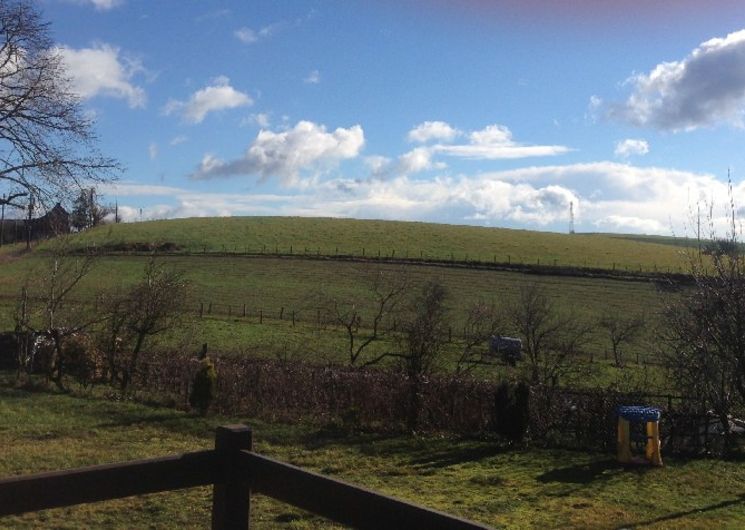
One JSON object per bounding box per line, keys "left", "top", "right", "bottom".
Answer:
{"left": 0, "top": 252, "right": 670, "bottom": 376}
{"left": 2, "top": 379, "right": 745, "bottom": 529}
{"left": 64, "top": 216, "right": 693, "bottom": 272}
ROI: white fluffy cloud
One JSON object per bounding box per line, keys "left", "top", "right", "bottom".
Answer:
{"left": 407, "top": 121, "right": 461, "bottom": 143}
{"left": 435, "top": 124, "right": 570, "bottom": 160}
{"left": 56, "top": 43, "right": 145, "bottom": 108}
{"left": 148, "top": 142, "right": 158, "bottom": 160}
{"left": 614, "top": 139, "right": 649, "bottom": 158}
{"left": 610, "top": 28, "right": 745, "bottom": 130}
{"left": 191, "top": 120, "right": 365, "bottom": 184}
{"left": 163, "top": 76, "right": 252, "bottom": 123}
{"left": 397, "top": 147, "right": 445, "bottom": 174}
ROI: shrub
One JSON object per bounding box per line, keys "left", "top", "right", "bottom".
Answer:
{"left": 189, "top": 358, "right": 217, "bottom": 415}
{"left": 492, "top": 381, "right": 530, "bottom": 443}
{"left": 62, "top": 333, "right": 105, "bottom": 387}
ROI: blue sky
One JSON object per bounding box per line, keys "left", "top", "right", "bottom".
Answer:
{"left": 36, "top": 0, "right": 745, "bottom": 234}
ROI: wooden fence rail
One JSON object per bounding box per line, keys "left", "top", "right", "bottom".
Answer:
{"left": 0, "top": 424, "right": 491, "bottom": 530}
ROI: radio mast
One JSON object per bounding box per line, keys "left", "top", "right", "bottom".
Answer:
{"left": 569, "top": 201, "right": 575, "bottom": 234}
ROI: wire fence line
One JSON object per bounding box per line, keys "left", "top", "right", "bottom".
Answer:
{"left": 193, "top": 299, "right": 664, "bottom": 367}
{"left": 80, "top": 243, "right": 692, "bottom": 280}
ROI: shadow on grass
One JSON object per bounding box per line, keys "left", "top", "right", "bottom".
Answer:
{"left": 537, "top": 459, "right": 625, "bottom": 484}
{"left": 617, "top": 493, "right": 745, "bottom": 529}
{"left": 408, "top": 444, "right": 509, "bottom": 470}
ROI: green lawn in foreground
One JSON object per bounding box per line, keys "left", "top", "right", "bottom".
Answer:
{"left": 2, "top": 381, "right": 745, "bottom": 529}
{"left": 65, "top": 216, "right": 691, "bottom": 272}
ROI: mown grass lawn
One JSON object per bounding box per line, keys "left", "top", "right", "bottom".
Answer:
{"left": 2, "top": 380, "right": 745, "bottom": 529}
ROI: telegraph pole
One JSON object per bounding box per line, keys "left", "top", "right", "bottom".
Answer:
{"left": 25, "top": 196, "right": 34, "bottom": 250}
{"left": 0, "top": 194, "right": 5, "bottom": 247}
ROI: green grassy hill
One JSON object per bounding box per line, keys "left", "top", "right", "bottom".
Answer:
{"left": 67, "top": 216, "right": 691, "bottom": 272}
{"left": 0, "top": 216, "right": 684, "bottom": 384}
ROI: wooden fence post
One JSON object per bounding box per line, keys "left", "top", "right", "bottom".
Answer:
{"left": 212, "top": 425, "right": 252, "bottom": 530}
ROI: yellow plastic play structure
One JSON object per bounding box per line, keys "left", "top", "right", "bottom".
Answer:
{"left": 617, "top": 405, "right": 663, "bottom": 466}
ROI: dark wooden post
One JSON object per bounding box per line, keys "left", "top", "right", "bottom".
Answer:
{"left": 212, "top": 425, "right": 252, "bottom": 530}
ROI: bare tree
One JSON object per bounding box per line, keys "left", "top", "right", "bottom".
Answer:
{"left": 662, "top": 190, "right": 745, "bottom": 449}
{"left": 397, "top": 281, "right": 449, "bottom": 430}
{"left": 102, "top": 257, "right": 189, "bottom": 392}
{"left": 13, "top": 238, "right": 98, "bottom": 386}
{"left": 71, "top": 188, "right": 109, "bottom": 231}
{"left": 325, "top": 267, "right": 409, "bottom": 366}
{"left": 456, "top": 300, "right": 503, "bottom": 373}
{"left": 509, "top": 283, "right": 593, "bottom": 391}
{"left": 0, "top": 1, "right": 118, "bottom": 211}
{"left": 598, "top": 310, "right": 646, "bottom": 366}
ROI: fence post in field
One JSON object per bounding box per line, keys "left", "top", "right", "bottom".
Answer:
{"left": 228, "top": 305, "right": 232, "bottom": 317}
{"left": 200, "top": 302, "right": 204, "bottom": 318}
{"left": 279, "top": 307, "right": 284, "bottom": 320}
{"left": 292, "top": 311, "right": 295, "bottom": 327}
{"left": 208, "top": 302, "right": 212, "bottom": 315}
{"left": 212, "top": 425, "right": 252, "bottom": 530}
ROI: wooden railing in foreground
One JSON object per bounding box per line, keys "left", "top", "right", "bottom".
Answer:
{"left": 0, "top": 425, "right": 491, "bottom": 529}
